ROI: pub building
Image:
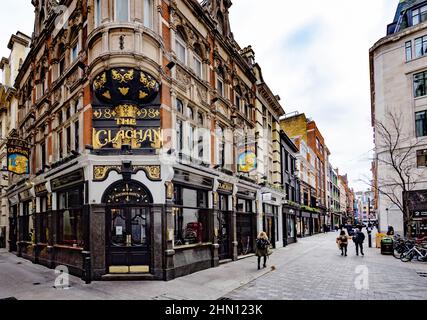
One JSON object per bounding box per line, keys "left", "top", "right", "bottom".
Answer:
{"left": 4, "top": 0, "right": 297, "bottom": 281}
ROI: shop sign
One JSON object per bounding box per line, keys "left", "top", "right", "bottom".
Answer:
{"left": 34, "top": 182, "right": 48, "bottom": 196}
{"left": 51, "top": 169, "right": 85, "bottom": 192}
{"left": 92, "top": 68, "right": 162, "bottom": 154}
{"left": 218, "top": 181, "right": 233, "bottom": 194}
{"left": 237, "top": 142, "right": 257, "bottom": 173}
{"left": 7, "top": 138, "right": 30, "bottom": 175}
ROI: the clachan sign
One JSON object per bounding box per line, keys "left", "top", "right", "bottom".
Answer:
{"left": 91, "top": 68, "right": 162, "bottom": 154}
{"left": 7, "top": 138, "right": 30, "bottom": 175}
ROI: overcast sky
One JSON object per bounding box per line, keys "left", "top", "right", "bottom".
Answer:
{"left": 0, "top": 0, "right": 398, "bottom": 191}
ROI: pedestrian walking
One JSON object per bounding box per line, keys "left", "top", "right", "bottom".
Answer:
{"left": 255, "top": 232, "right": 271, "bottom": 270}
{"left": 336, "top": 230, "right": 348, "bottom": 256}
{"left": 353, "top": 226, "right": 365, "bottom": 256}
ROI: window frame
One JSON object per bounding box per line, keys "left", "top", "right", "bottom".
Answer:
{"left": 115, "top": 0, "right": 130, "bottom": 23}
{"left": 417, "top": 149, "right": 427, "bottom": 167}
{"left": 193, "top": 53, "right": 203, "bottom": 79}
{"left": 217, "top": 76, "right": 224, "bottom": 97}
{"left": 416, "top": 110, "right": 427, "bottom": 137}
{"left": 94, "top": 0, "right": 102, "bottom": 28}
{"left": 175, "top": 32, "right": 187, "bottom": 64}
{"left": 143, "top": 0, "right": 153, "bottom": 29}
{"left": 414, "top": 71, "right": 427, "bottom": 98}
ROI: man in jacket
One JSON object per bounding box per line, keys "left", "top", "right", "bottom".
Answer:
{"left": 353, "top": 226, "right": 365, "bottom": 256}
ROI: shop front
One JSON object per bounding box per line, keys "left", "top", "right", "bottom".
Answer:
{"left": 263, "top": 203, "right": 279, "bottom": 248}
{"left": 301, "top": 211, "right": 312, "bottom": 237}
{"left": 312, "top": 213, "right": 320, "bottom": 234}
{"left": 283, "top": 206, "right": 297, "bottom": 246}
{"left": 236, "top": 187, "right": 257, "bottom": 256}
{"left": 216, "top": 181, "right": 234, "bottom": 261}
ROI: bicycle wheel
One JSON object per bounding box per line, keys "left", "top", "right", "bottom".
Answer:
{"left": 393, "top": 247, "right": 404, "bottom": 259}
{"left": 400, "top": 251, "right": 414, "bottom": 262}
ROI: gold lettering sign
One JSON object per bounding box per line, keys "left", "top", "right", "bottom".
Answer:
{"left": 92, "top": 128, "right": 163, "bottom": 150}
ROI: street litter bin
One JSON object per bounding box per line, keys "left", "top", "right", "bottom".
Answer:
{"left": 376, "top": 233, "right": 387, "bottom": 248}
{"left": 381, "top": 237, "right": 394, "bottom": 255}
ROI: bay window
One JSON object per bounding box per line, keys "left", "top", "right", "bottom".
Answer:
{"left": 143, "top": 0, "right": 153, "bottom": 29}
{"left": 115, "top": 0, "right": 130, "bottom": 22}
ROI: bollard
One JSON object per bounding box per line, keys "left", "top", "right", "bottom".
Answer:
{"left": 82, "top": 251, "right": 92, "bottom": 284}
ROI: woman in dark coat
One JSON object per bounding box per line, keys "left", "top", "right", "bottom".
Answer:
{"left": 256, "top": 232, "right": 271, "bottom": 270}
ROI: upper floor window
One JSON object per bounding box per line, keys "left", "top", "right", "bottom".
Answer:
{"left": 416, "top": 110, "right": 427, "bottom": 137}
{"left": 412, "top": 5, "right": 427, "bottom": 26}
{"left": 143, "top": 0, "right": 153, "bottom": 29}
{"left": 187, "top": 106, "right": 194, "bottom": 120}
{"left": 94, "top": 0, "right": 102, "bottom": 27}
{"left": 217, "top": 125, "right": 225, "bottom": 167}
{"left": 197, "top": 112, "right": 204, "bottom": 125}
{"left": 415, "top": 36, "right": 427, "bottom": 58}
{"left": 417, "top": 149, "right": 427, "bottom": 167}
{"left": 115, "top": 0, "right": 130, "bottom": 22}
{"left": 176, "top": 30, "right": 187, "bottom": 64}
{"left": 176, "top": 98, "right": 183, "bottom": 113}
{"left": 414, "top": 71, "right": 427, "bottom": 97}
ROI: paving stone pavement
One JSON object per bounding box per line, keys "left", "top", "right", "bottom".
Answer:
{"left": 224, "top": 231, "right": 427, "bottom": 300}
{"left": 1, "top": 231, "right": 426, "bottom": 300}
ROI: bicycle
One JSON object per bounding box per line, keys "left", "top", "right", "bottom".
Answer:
{"left": 393, "top": 239, "right": 415, "bottom": 259}
{"left": 400, "top": 244, "right": 427, "bottom": 262}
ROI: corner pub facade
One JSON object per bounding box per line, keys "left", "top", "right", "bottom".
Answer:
{"left": 5, "top": 0, "right": 299, "bottom": 281}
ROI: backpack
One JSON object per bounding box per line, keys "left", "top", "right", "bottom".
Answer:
{"left": 256, "top": 239, "right": 267, "bottom": 250}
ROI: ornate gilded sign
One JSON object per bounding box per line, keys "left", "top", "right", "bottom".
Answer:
{"left": 93, "top": 165, "right": 161, "bottom": 182}
{"left": 51, "top": 169, "right": 85, "bottom": 192}
{"left": 7, "top": 138, "right": 30, "bottom": 175}
{"left": 237, "top": 142, "right": 257, "bottom": 173}
{"left": 218, "top": 181, "right": 233, "bottom": 194}
{"left": 92, "top": 68, "right": 162, "bottom": 154}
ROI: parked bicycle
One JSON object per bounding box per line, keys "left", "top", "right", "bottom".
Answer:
{"left": 400, "top": 245, "right": 427, "bottom": 262}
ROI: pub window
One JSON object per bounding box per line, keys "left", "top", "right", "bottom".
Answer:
{"left": 217, "top": 76, "right": 224, "bottom": 97}
{"left": 175, "top": 29, "right": 187, "bottom": 64}
{"left": 58, "top": 43, "right": 66, "bottom": 77}
{"left": 237, "top": 198, "right": 252, "bottom": 213}
{"left": 216, "top": 125, "right": 225, "bottom": 167}
{"left": 58, "top": 130, "right": 63, "bottom": 159}
{"left": 41, "top": 142, "right": 46, "bottom": 170}
{"left": 173, "top": 185, "right": 210, "bottom": 246}
{"left": 188, "top": 125, "right": 195, "bottom": 157}
{"left": 94, "top": 0, "right": 102, "bottom": 27}
{"left": 20, "top": 201, "right": 32, "bottom": 242}
{"left": 197, "top": 134, "right": 204, "bottom": 160}
{"left": 74, "top": 120, "right": 80, "bottom": 152}
{"left": 66, "top": 126, "right": 71, "bottom": 155}
{"left": 416, "top": 110, "right": 427, "bottom": 137}
{"left": 38, "top": 197, "right": 48, "bottom": 244}
{"left": 197, "top": 112, "right": 204, "bottom": 125}
{"left": 57, "top": 187, "right": 84, "bottom": 247}
{"left": 176, "top": 98, "right": 183, "bottom": 113}
{"left": 115, "top": 0, "right": 130, "bottom": 22}
{"left": 417, "top": 149, "right": 427, "bottom": 167}
{"left": 414, "top": 71, "right": 427, "bottom": 97}
{"left": 176, "top": 119, "right": 183, "bottom": 152}
{"left": 187, "top": 106, "right": 194, "bottom": 120}
{"left": 143, "top": 0, "right": 153, "bottom": 29}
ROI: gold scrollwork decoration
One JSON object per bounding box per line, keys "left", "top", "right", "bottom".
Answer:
{"left": 133, "top": 165, "right": 161, "bottom": 181}
{"left": 94, "top": 72, "right": 107, "bottom": 90}
{"left": 140, "top": 72, "right": 157, "bottom": 89}
{"left": 112, "top": 69, "right": 134, "bottom": 83}
{"left": 165, "top": 182, "right": 174, "bottom": 200}
{"left": 93, "top": 165, "right": 122, "bottom": 181}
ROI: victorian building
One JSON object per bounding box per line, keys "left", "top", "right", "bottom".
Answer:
{"left": 0, "top": 31, "right": 31, "bottom": 249}
{"left": 4, "top": 0, "right": 297, "bottom": 281}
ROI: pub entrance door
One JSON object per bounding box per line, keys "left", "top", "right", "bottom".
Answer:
{"left": 104, "top": 180, "right": 153, "bottom": 274}
{"left": 9, "top": 205, "right": 18, "bottom": 252}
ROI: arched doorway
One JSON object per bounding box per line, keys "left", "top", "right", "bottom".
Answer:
{"left": 103, "top": 180, "right": 153, "bottom": 274}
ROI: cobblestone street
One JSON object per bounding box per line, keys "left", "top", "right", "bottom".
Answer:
{"left": 1, "top": 231, "right": 427, "bottom": 300}
{"left": 225, "top": 231, "right": 427, "bottom": 300}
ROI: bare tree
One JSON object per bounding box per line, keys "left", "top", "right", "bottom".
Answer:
{"left": 372, "top": 111, "right": 423, "bottom": 237}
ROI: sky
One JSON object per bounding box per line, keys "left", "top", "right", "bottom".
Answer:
{"left": 0, "top": 0, "right": 398, "bottom": 191}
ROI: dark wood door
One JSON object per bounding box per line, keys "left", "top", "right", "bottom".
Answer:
{"left": 107, "top": 207, "right": 151, "bottom": 271}
{"left": 9, "top": 206, "right": 18, "bottom": 252}
{"left": 217, "top": 211, "right": 231, "bottom": 260}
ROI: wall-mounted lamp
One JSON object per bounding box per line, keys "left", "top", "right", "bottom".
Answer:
{"left": 166, "top": 61, "right": 176, "bottom": 70}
